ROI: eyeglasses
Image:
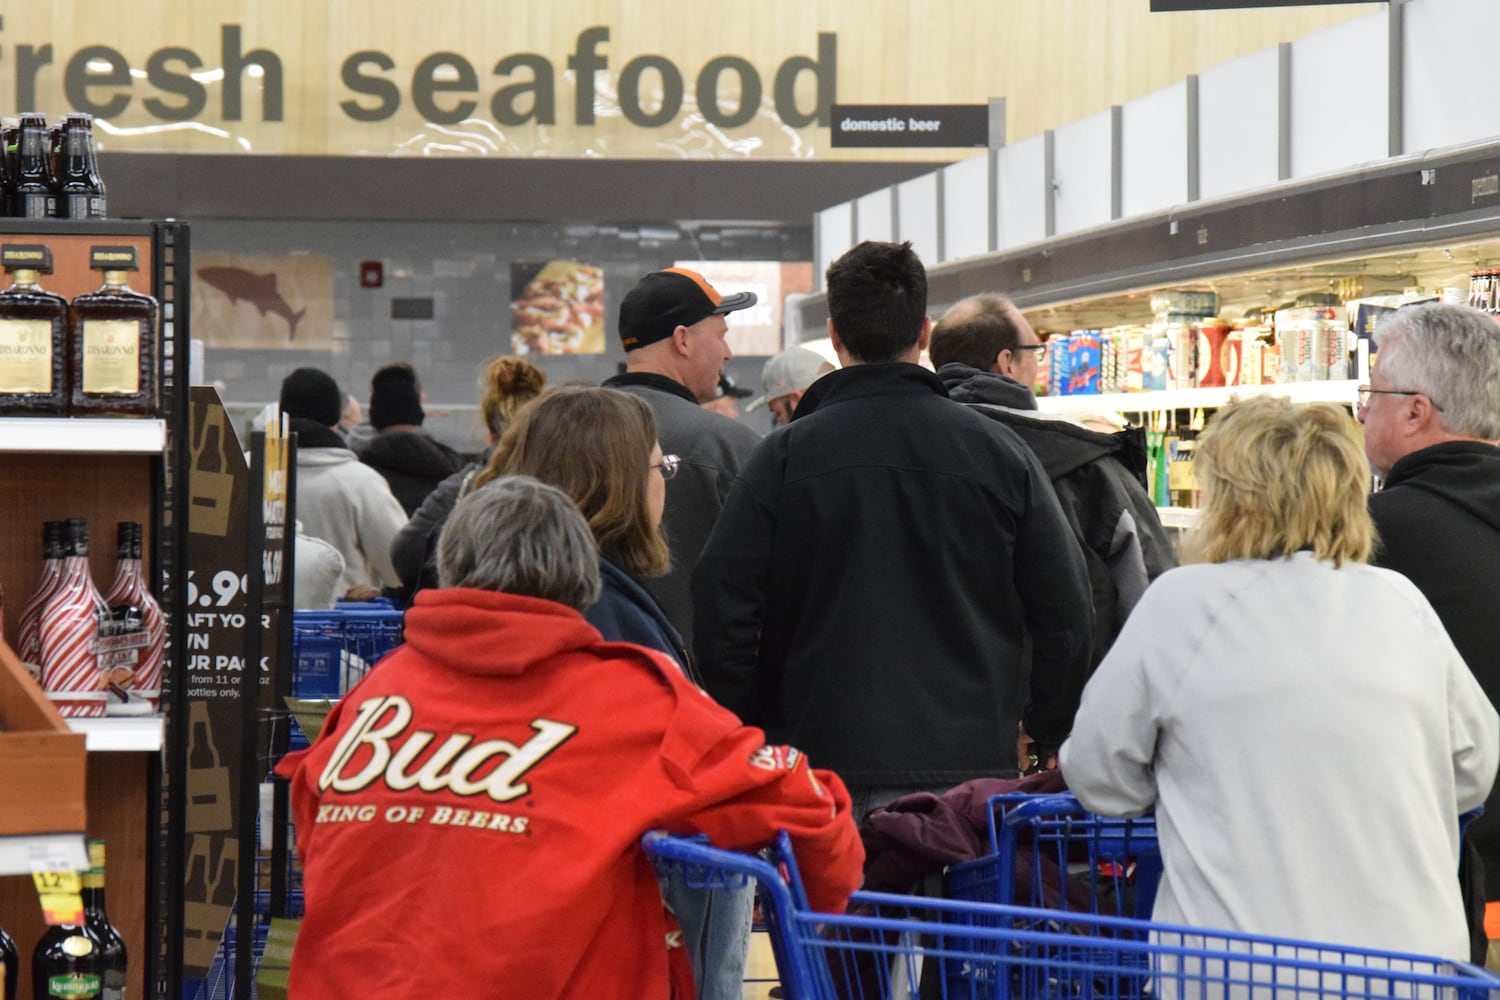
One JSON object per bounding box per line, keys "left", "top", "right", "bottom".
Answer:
{"left": 652, "top": 454, "right": 681, "bottom": 480}
{"left": 1356, "top": 385, "right": 1444, "bottom": 412}
{"left": 1008, "top": 344, "right": 1047, "bottom": 355}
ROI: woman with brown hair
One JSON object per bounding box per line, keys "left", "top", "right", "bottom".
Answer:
{"left": 390, "top": 356, "right": 547, "bottom": 594}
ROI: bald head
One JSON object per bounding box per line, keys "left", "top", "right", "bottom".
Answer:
{"left": 931, "top": 293, "right": 1041, "bottom": 382}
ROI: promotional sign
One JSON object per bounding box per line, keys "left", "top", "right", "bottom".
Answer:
{"left": 192, "top": 253, "right": 335, "bottom": 350}
{"left": 509, "top": 260, "right": 606, "bottom": 355}
{"left": 672, "top": 260, "right": 814, "bottom": 356}
{"left": 830, "top": 104, "right": 991, "bottom": 149}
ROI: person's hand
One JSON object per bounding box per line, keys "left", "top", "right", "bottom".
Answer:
{"left": 344, "top": 584, "right": 381, "bottom": 602}
{"left": 1016, "top": 722, "right": 1058, "bottom": 775}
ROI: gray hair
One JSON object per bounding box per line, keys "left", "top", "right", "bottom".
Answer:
{"left": 436, "top": 475, "right": 601, "bottom": 611}
{"left": 1375, "top": 302, "right": 1500, "bottom": 439}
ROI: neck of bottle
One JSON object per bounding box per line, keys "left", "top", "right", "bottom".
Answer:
{"left": 100, "top": 270, "right": 129, "bottom": 288}
{"left": 7, "top": 268, "right": 40, "bottom": 290}
{"left": 59, "top": 552, "right": 92, "bottom": 588}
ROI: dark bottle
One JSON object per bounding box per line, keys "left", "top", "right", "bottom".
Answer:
{"left": 59, "top": 117, "right": 105, "bottom": 221}
{"left": 14, "top": 115, "right": 55, "bottom": 220}
{"left": 68, "top": 246, "right": 157, "bottom": 417}
{"left": 0, "top": 922, "right": 16, "bottom": 1000}
{"left": 0, "top": 124, "right": 14, "bottom": 219}
{"left": 31, "top": 923, "right": 102, "bottom": 1000}
{"left": 46, "top": 124, "right": 62, "bottom": 219}
{"left": 81, "top": 842, "right": 125, "bottom": 1000}
{"left": 0, "top": 246, "right": 69, "bottom": 416}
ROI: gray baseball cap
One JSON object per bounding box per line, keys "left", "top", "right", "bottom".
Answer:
{"left": 747, "top": 347, "right": 832, "bottom": 412}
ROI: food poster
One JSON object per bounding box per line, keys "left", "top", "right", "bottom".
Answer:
{"left": 193, "top": 252, "right": 336, "bottom": 350}
{"left": 673, "top": 261, "right": 814, "bottom": 356}
{"left": 510, "top": 259, "right": 606, "bottom": 355}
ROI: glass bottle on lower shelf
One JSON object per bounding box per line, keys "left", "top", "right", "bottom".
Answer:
{"left": 0, "top": 245, "right": 68, "bottom": 417}
{"left": 0, "top": 923, "right": 17, "bottom": 1000}
{"left": 68, "top": 246, "right": 157, "bottom": 417}
{"left": 81, "top": 842, "right": 125, "bottom": 1000}
{"left": 31, "top": 923, "right": 101, "bottom": 1000}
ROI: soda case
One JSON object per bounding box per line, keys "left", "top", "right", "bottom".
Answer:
{"left": 1063, "top": 331, "right": 1101, "bottom": 395}
{"left": 1274, "top": 306, "right": 1344, "bottom": 382}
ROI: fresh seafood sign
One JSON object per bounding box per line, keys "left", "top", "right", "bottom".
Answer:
{"left": 510, "top": 259, "right": 605, "bottom": 355}
{"left": 192, "top": 252, "right": 335, "bottom": 350}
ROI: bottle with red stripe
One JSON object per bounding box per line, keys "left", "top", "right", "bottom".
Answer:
{"left": 16, "top": 521, "right": 65, "bottom": 680}
{"left": 40, "top": 518, "right": 109, "bottom": 718}
{"left": 101, "top": 521, "right": 164, "bottom": 714}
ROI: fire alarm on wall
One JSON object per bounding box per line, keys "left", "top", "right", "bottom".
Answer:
{"left": 359, "top": 260, "right": 383, "bottom": 288}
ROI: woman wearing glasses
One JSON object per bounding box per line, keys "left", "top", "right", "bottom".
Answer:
{"left": 1060, "top": 394, "right": 1498, "bottom": 960}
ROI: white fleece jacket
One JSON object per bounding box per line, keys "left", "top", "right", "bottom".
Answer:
{"left": 294, "top": 448, "right": 407, "bottom": 593}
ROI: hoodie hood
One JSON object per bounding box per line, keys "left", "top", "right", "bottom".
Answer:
{"left": 1382, "top": 441, "right": 1500, "bottom": 532}
{"left": 403, "top": 588, "right": 604, "bottom": 676}
{"left": 297, "top": 445, "right": 361, "bottom": 467}
{"left": 935, "top": 362, "right": 1038, "bottom": 410}
{"left": 360, "top": 429, "right": 465, "bottom": 479}
{"left": 967, "top": 401, "right": 1146, "bottom": 483}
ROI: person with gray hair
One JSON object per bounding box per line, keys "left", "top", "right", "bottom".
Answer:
{"left": 276, "top": 472, "right": 865, "bottom": 999}
{"left": 1359, "top": 301, "right": 1500, "bottom": 926}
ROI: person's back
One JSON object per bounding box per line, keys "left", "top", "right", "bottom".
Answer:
{"left": 358, "top": 362, "right": 466, "bottom": 514}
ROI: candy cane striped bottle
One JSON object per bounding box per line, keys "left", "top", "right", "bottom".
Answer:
{"left": 101, "top": 521, "right": 164, "bottom": 714}
{"left": 40, "top": 518, "right": 109, "bottom": 718}
{"left": 16, "top": 520, "right": 65, "bottom": 681}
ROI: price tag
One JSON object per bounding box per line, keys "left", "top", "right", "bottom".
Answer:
{"left": 31, "top": 870, "right": 84, "bottom": 926}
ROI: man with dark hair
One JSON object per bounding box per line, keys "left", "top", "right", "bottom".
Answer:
{"left": 931, "top": 293, "right": 1175, "bottom": 674}
{"left": 694, "top": 242, "right": 1095, "bottom": 816}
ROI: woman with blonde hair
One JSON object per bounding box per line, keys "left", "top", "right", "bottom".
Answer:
{"left": 391, "top": 356, "right": 547, "bottom": 594}
{"left": 1061, "top": 394, "right": 1497, "bottom": 960}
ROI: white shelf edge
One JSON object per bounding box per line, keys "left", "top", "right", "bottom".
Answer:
{"left": 1036, "top": 380, "right": 1359, "bottom": 415}
{"left": 0, "top": 417, "right": 166, "bottom": 454}
{"left": 0, "top": 833, "right": 87, "bottom": 876}
{"left": 1155, "top": 506, "right": 1202, "bottom": 529}
{"left": 67, "top": 716, "right": 165, "bottom": 752}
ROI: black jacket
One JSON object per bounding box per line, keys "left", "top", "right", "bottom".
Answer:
{"left": 938, "top": 363, "right": 1176, "bottom": 670}
{"left": 359, "top": 430, "right": 467, "bottom": 516}
{"left": 692, "top": 363, "right": 1094, "bottom": 786}
{"left": 1370, "top": 440, "right": 1500, "bottom": 896}
{"left": 389, "top": 462, "right": 480, "bottom": 592}
{"left": 585, "top": 557, "right": 695, "bottom": 682}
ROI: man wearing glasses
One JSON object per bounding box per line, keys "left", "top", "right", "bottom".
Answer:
{"left": 1359, "top": 301, "right": 1500, "bottom": 942}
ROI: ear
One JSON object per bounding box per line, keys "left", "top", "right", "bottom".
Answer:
{"left": 786, "top": 388, "right": 805, "bottom": 411}
{"left": 1408, "top": 393, "right": 1442, "bottom": 434}
{"left": 670, "top": 324, "right": 694, "bottom": 357}
{"left": 993, "top": 348, "right": 1012, "bottom": 378}
{"left": 917, "top": 315, "right": 932, "bottom": 354}
{"left": 826, "top": 317, "right": 842, "bottom": 353}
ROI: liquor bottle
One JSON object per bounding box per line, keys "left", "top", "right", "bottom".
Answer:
{"left": 0, "top": 922, "right": 17, "bottom": 1000}
{"left": 16, "top": 522, "right": 65, "bottom": 679}
{"left": 68, "top": 247, "right": 157, "bottom": 417}
{"left": 58, "top": 116, "right": 106, "bottom": 221}
{"left": 39, "top": 518, "right": 109, "bottom": 719}
{"left": 101, "top": 521, "right": 164, "bottom": 713}
{"left": 0, "top": 245, "right": 69, "bottom": 416}
{"left": 32, "top": 922, "right": 102, "bottom": 1000}
{"left": 81, "top": 842, "right": 125, "bottom": 1000}
{"left": 14, "top": 115, "right": 55, "bottom": 220}
{"left": 46, "top": 124, "right": 62, "bottom": 219}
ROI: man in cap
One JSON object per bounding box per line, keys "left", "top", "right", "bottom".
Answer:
{"left": 746, "top": 346, "right": 836, "bottom": 428}
{"left": 603, "top": 268, "right": 763, "bottom": 653}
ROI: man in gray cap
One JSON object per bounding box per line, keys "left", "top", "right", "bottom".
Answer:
{"left": 746, "top": 346, "right": 836, "bottom": 428}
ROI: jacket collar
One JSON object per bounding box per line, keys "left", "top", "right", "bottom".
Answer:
{"left": 794, "top": 362, "right": 948, "bottom": 419}
{"left": 602, "top": 371, "right": 698, "bottom": 405}
{"left": 935, "top": 362, "right": 1039, "bottom": 410}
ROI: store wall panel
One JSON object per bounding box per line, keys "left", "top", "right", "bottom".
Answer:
{"left": 942, "top": 154, "right": 991, "bottom": 263}
{"left": 1402, "top": 0, "right": 1500, "bottom": 155}
{"left": 1289, "top": 11, "right": 1389, "bottom": 180}
{"left": 897, "top": 173, "right": 940, "bottom": 268}
{"left": 1053, "top": 109, "right": 1116, "bottom": 238}
{"left": 1121, "top": 81, "right": 1189, "bottom": 220}
{"left": 1198, "top": 47, "right": 1281, "bottom": 202}
{"left": 856, "top": 188, "right": 895, "bottom": 244}
{"left": 996, "top": 134, "right": 1047, "bottom": 251}
{"left": 816, "top": 203, "right": 855, "bottom": 289}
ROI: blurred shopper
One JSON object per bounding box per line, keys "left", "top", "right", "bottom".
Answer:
{"left": 277, "top": 367, "right": 407, "bottom": 597}
{"left": 391, "top": 356, "right": 547, "bottom": 594}
{"left": 745, "top": 346, "right": 835, "bottom": 428}
{"left": 932, "top": 292, "right": 1175, "bottom": 673}
{"left": 336, "top": 392, "right": 364, "bottom": 447}
{"left": 694, "top": 241, "right": 1093, "bottom": 818}
{"left": 358, "top": 362, "right": 466, "bottom": 515}
{"left": 1062, "top": 395, "right": 1498, "bottom": 960}
{"left": 603, "top": 267, "right": 762, "bottom": 652}
{"left": 1359, "top": 301, "right": 1500, "bottom": 948}
{"left": 278, "top": 476, "right": 863, "bottom": 998}
{"left": 700, "top": 372, "right": 753, "bottom": 420}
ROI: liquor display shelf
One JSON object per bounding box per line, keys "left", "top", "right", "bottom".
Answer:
{"left": 0, "top": 417, "right": 166, "bottom": 453}
{"left": 0, "top": 834, "right": 87, "bottom": 878}
{"left": 67, "top": 716, "right": 165, "bottom": 752}
{"left": 1034, "top": 379, "right": 1358, "bottom": 416}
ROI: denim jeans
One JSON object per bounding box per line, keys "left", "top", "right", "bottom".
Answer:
{"left": 660, "top": 871, "right": 755, "bottom": 1000}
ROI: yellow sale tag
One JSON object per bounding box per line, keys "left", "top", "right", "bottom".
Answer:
{"left": 31, "top": 871, "right": 84, "bottom": 926}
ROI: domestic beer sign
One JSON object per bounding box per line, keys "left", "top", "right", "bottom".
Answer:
{"left": 831, "top": 105, "right": 992, "bottom": 148}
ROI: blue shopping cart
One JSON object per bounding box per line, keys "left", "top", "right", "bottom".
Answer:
{"left": 644, "top": 830, "right": 1500, "bottom": 1000}
{"left": 290, "top": 605, "right": 404, "bottom": 701}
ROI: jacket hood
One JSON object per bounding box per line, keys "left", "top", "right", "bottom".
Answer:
{"left": 403, "top": 588, "right": 604, "bottom": 675}
{"left": 360, "top": 429, "right": 465, "bottom": 478}
{"left": 936, "top": 363, "right": 1039, "bottom": 410}
{"left": 297, "top": 446, "right": 361, "bottom": 467}
{"left": 967, "top": 402, "right": 1128, "bottom": 480}
{"left": 1382, "top": 441, "right": 1500, "bottom": 532}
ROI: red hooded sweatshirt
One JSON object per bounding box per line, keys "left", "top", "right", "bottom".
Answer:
{"left": 276, "top": 588, "right": 864, "bottom": 998}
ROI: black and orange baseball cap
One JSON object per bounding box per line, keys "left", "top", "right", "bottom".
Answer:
{"left": 618, "top": 267, "right": 758, "bottom": 350}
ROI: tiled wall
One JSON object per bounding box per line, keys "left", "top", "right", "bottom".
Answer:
{"left": 194, "top": 219, "right": 811, "bottom": 452}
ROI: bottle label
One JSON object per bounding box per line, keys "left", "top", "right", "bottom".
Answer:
{"left": 47, "top": 972, "right": 101, "bottom": 998}
{"left": 81, "top": 321, "right": 140, "bottom": 395}
{"left": 0, "top": 318, "right": 53, "bottom": 392}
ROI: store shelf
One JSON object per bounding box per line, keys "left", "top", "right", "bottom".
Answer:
{"left": 0, "top": 833, "right": 88, "bottom": 877}
{"left": 1156, "top": 507, "right": 1201, "bottom": 530}
{"left": 67, "top": 716, "right": 165, "bottom": 752}
{"left": 0, "top": 418, "right": 166, "bottom": 454}
{"left": 1035, "top": 380, "right": 1358, "bottom": 415}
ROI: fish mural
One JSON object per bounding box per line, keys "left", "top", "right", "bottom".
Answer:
{"left": 197, "top": 266, "right": 307, "bottom": 341}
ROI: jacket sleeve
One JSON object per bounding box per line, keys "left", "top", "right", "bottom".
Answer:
{"left": 1446, "top": 634, "right": 1500, "bottom": 814}
{"left": 391, "top": 469, "right": 465, "bottom": 588}
{"left": 1011, "top": 449, "right": 1095, "bottom": 745}
{"left": 357, "top": 472, "right": 410, "bottom": 589}
{"left": 691, "top": 443, "right": 777, "bottom": 724}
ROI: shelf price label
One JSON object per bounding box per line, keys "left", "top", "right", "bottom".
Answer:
{"left": 31, "top": 869, "right": 84, "bottom": 926}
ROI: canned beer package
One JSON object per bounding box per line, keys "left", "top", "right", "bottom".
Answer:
{"left": 1064, "top": 330, "right": 1100, "bottom": 395}
{"left": 1274, "top": 307, "right": 1341, "bottom": 381}
{"left": 1143, "top": 325, "right": 1171, "bottom": 391}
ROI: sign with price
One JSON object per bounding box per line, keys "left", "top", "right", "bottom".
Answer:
{"left": 32, "top": 870, "right": 84, "bottom": 926}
